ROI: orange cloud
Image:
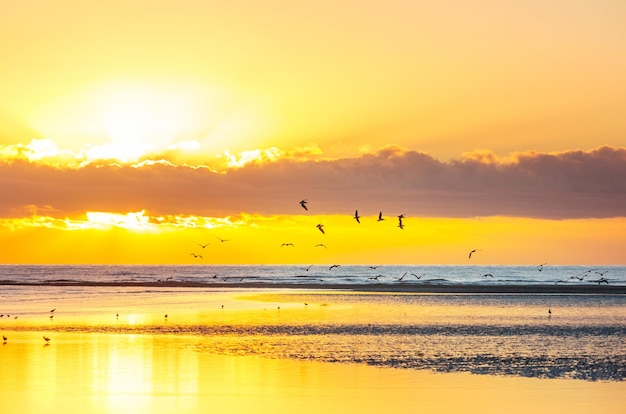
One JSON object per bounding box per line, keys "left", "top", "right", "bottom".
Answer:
{"left": 1, "top": 146, "right": 624, "bottom": 220}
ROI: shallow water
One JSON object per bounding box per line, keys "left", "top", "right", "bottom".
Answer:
{"left": 2, "top": 286, "right": 624, "bottom": 381}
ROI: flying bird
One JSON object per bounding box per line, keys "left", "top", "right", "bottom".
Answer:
{"left": 301, "top": 265, "right": 314, "bottom": 271}
{"left": 411, "top": 273, "right": 424, "bottom": 280}
{"left": 329, "top": 264, "right": 340, "bottom": 270}
{"left": 316, "top": 224, "right": 325, "bottom": 234}
{"left": 397, "top": 215, "right": 405, "bottom": 229}
{"left": 468, "top": 249, "right": 481, "bottom": 259}
{"left": 198, "top": 243, "right": 210, "bottom": 248}
{"left": 377, "top": 212, "right": 384, "bottom": 222}
{"left": 281, "top": 243, "right": 295, "bottom": 247}
{"left": 482, "top": 273, "right": 494, "bottom": 278}
{"left": 50, "top": 308, "right": 56, "bottom": 313}
{"left": 397, "top": 221, "right": 405, "bottom": 230}
{"left": 396, "top": 272, "right": 408, "bottom": 281}
{"left": 537, "top": 263, "right": 547, "bottom": 271}
{"left": 315, "top": 243, "right": 327, "bottom": 249}
{"left": 215, "top": 236, "right": 230, "bottom": 243}
{"left": 300, "top": 199, "right": 308, "bottom": 211}
{"left": 190, "top": 253, "right": 203, "bottom": 259}
{"left": 353, "top": 210, "right": 361, "bottom": 223}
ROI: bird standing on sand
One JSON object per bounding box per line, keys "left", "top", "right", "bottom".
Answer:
{"left": 300, "top": 199, "right": 308, "bottom": 211}
{"left": 316, "top": 224, "right": 325, "bottom": 234}
{"left": 468, "top": 249, "right": 481, "bottom": 259}
{"left": 353, "top": 210, "right": 361, "bottom": 223}
{"left": 43, "top": 336, "right": 51, "bottom": 342}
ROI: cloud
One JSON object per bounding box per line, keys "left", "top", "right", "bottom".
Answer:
{"left": 0, "top": 146, "right": 624, "bottom": 219}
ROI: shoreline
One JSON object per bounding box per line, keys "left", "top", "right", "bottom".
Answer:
{"left": 2, "top": 280, "right": 625, "bottom": 294}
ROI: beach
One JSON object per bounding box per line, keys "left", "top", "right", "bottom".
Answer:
{"left": 1, "top": 285, "right": 625, "bottom": 413}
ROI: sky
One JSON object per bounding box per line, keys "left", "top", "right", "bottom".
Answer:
{"left": 1, "top": 0, "right": 625, "bottom": 265}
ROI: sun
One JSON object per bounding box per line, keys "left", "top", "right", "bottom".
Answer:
{"left": 89, "top": 86, "right": 191, "bottom": 162}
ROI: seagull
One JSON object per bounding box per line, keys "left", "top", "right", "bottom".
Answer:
{"left": 329, "top": 264, "right": 340, "bottom": 270}
{"left": 396, "top": 272, "right": 407, "bottom": 281}
{"left": 468, "top": 249, "right": 481, "bottom": 259}
{"left": 190, "top": 253, "right": 203, "bottom": 259}
{"left": 482, "top": 273, "right": 494, "bottom": 278}
{"left": 397, "top": 221, "right": 405, "bottom": 230}
{"left": 537, "top": 263, "right": 547, "bottom": 271}
{"left": 411, "top": 273, "right": 424, "bottom": 280}
{"left": 300, "top": 199, "right": 308, "bottom": 211}
{"left": 592, "top": 278, "right": 609, "bottom": 285}
{"left": 43, "top": 336, "right": 51, "bottom": 342}
{"left": 353, "top": 210, "right": 361, "bottom": 224}
{"left": 316, "top": 224, "right": 325, "bottom": 234}
{"left": 369, "top": 265, "right": 380, "bottom": 269}
{"left": 397, "top": 215, "right": 405, "bottom": 229}
{"left": 301, "top": 265, "right": 314, "bottom": 271}
{"left": 281, "top": 243, "right": 295, "bottom": 247}
{"left": 377, "top": 212, "right": 384, "bottom": 222}
{"left": 215, "top": 236, "right": 230, "bottom": 243}
{"left": 595, "top": 270, "right": 609, "bottom": 277}
{"left": 368, "top": 275, "right": 383, "bottom": 281}
{"left": 198, "top": 243, "right": 210, "bottom": 248}
{"left": 315, "top": 243, "right": 327, "bottom": 249}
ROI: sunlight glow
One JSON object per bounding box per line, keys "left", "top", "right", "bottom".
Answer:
{"left": 85, "top": 211, "right": 154, "bottom": 231}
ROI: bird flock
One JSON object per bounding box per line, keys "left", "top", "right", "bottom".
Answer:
{"left": 186, "top": 198, "right": 426, "bottom": 260}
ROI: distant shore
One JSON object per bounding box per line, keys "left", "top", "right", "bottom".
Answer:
{"left": 2, "top": 280, "right": 625, "bottom": 294}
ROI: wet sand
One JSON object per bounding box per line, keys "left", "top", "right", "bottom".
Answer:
{"left": 1, "top": 288, "right": 625, "bottom": 413}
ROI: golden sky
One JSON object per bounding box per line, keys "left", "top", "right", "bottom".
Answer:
{"left": 1, "top": 0, "right": 625, "bottom": 264}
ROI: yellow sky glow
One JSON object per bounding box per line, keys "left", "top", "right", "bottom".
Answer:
{"left": 1, "top": 1, "right": 624, "bottom": 264}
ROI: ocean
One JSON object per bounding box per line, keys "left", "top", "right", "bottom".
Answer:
{"left": 1, "top": 264, "right": 624, "bottom": 287}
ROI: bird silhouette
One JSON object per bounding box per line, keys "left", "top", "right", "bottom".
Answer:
{"left": 301, "top": 265, "right": 314, "bottom": 271}
{"left": 198, "top": 243, "right": 210, "bottom": 248}
{"left": 329, "top": 264, "right": 340, "bottom": 270}
{"left": 537, "top": 263, "right": 547, "bottom": 271}
{"left": 190, "top": 253, "right": 203, "bottom": 259}
{"left": 353, "top": 210, "right": 361, "bottom": 223}
{"left": 468, "top": 249, "right": 481, "bottom": 259}
{"left": 300, "top": 199, "right": 308, "bottom": 211}
{"left": 281, "top": 243, "right": 295, "bottom": 247}
{"left": 315, "top": 243, "right": 327, "bottom": 249}
{"left": 215, "top": 236, "right": 230, "bottom": 243}
{"left": 43, "top": 336, "right": 51, "bottom": 342}
{"left": 316, "top": 224, "right": 325, "bottom": 234}
{"left": 377, "top": 212, "right": 384, "bottom": 222}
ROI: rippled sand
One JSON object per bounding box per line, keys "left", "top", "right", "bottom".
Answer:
{"left": 1, "top": 287, "right": 625, "bottom": 413}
